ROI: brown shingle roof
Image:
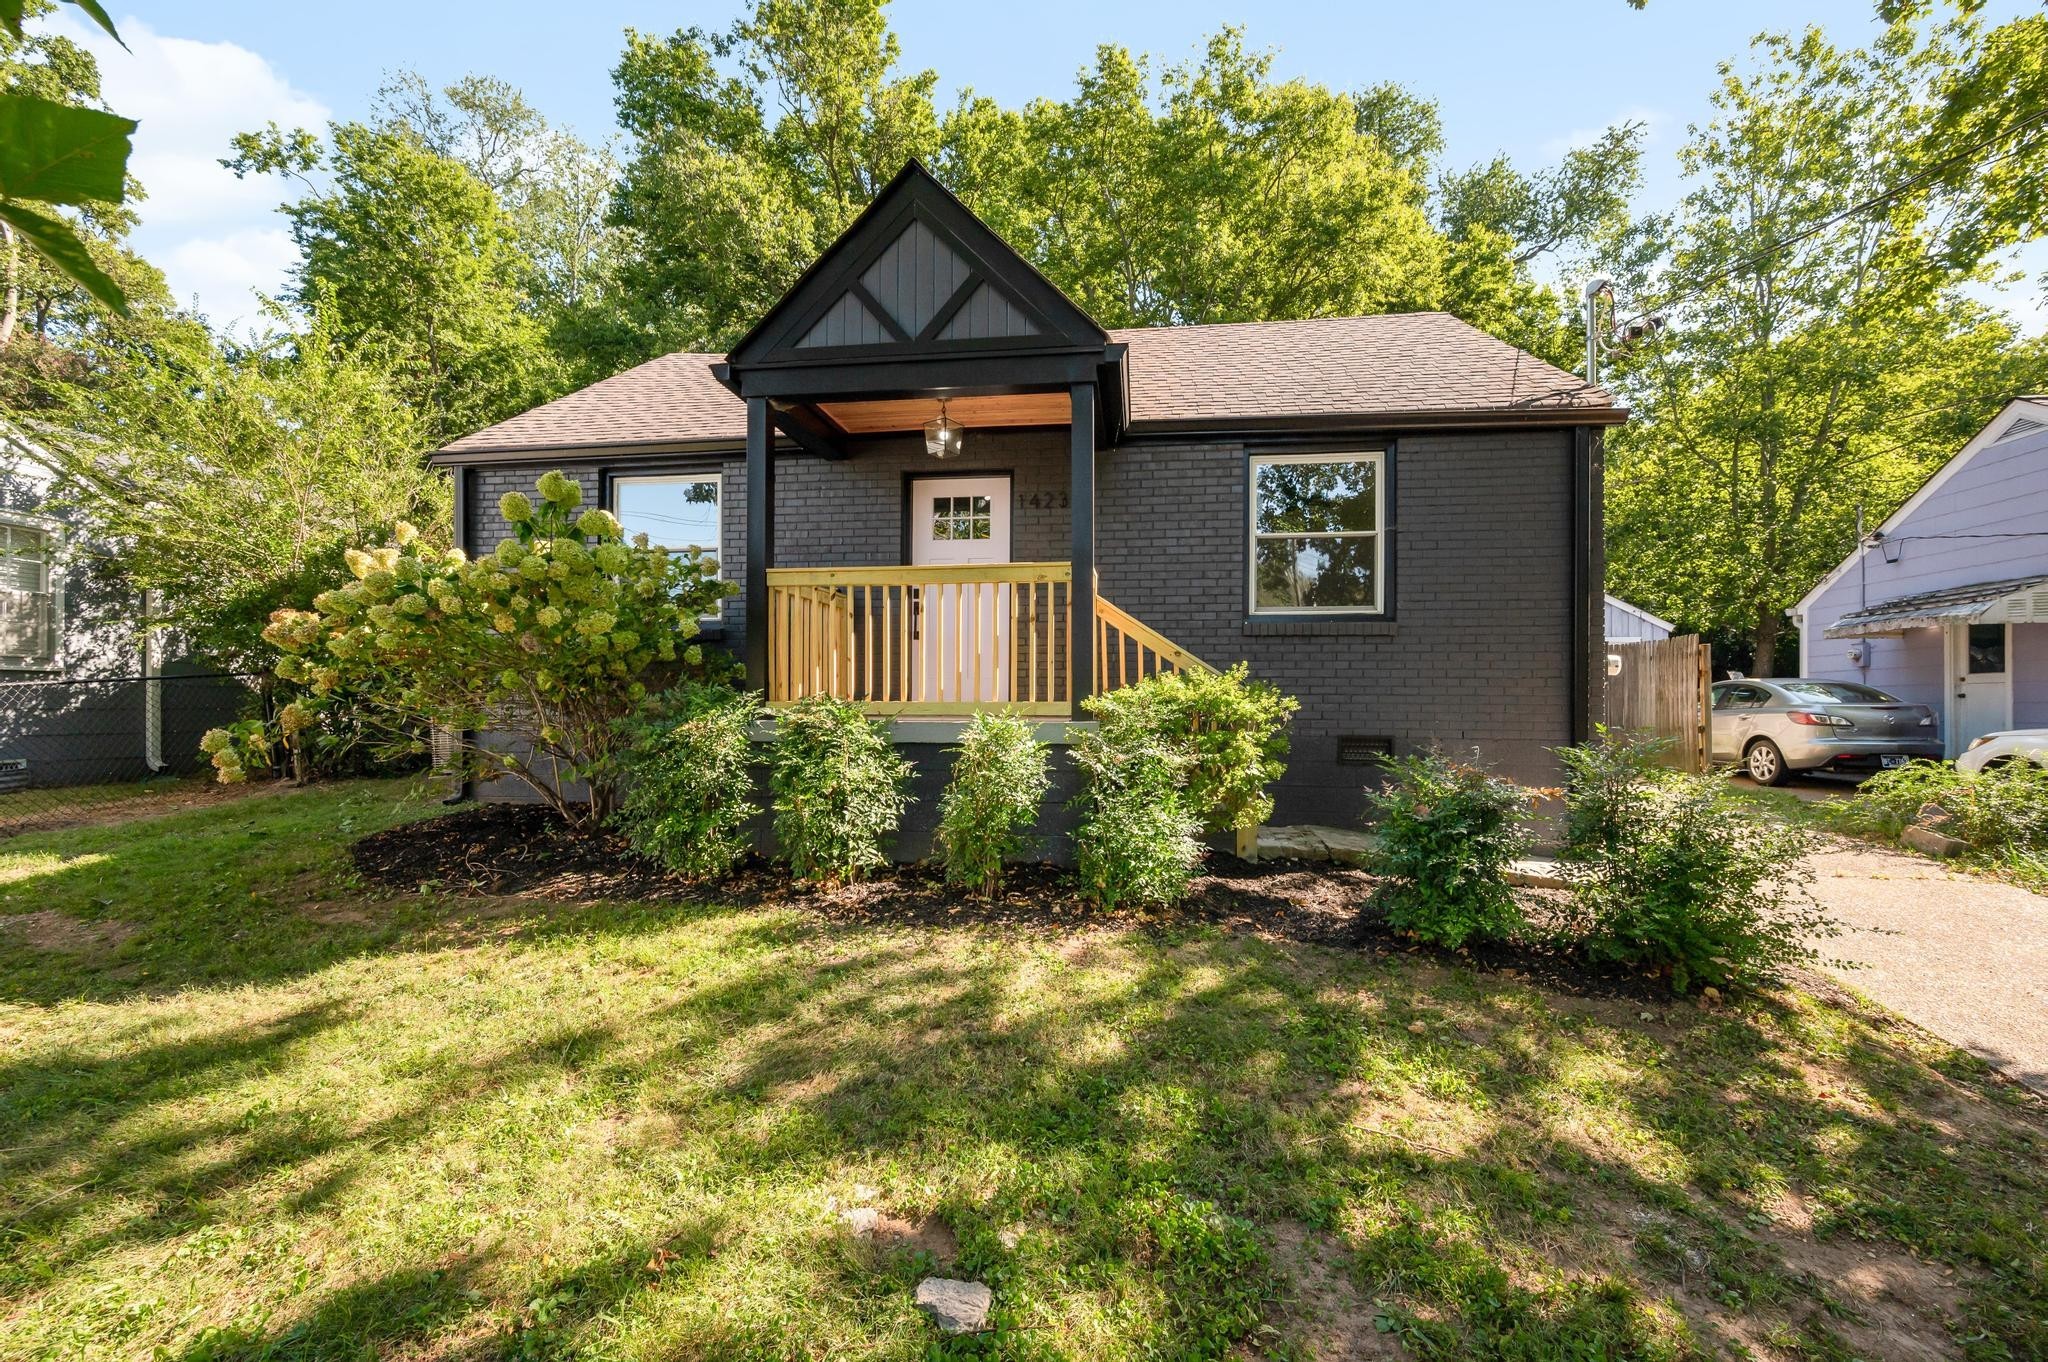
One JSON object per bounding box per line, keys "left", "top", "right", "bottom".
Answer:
{"left": 434, "top": 313, "right": 1621, "bottom": 458}
{"left": 438, "top": 351, "right": 742, "bottom": 455}
{"left": 1113, "top": 313, "right": 1619, "bottom": 429}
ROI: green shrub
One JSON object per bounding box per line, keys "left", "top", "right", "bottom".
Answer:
{"left": 767, "top": 695, "right": 911, "bottom": 884}
{"left": 937, "top": 712, "right": 1050, "bottom": 896}
{"left": 1363, "top": 750, "right": 1531, "bottom": 948}
{"left": 1565, "top": 771, "right": 1829, "bottom": 992}
{"left": 1555, "top": 725, "right": 1674, "bottom": 860}
{"left": 261, "top": 471, "right": 735, "bottom": 826}
{"left": 1837, "top": 760, "right": 2048, "bottom": 853}
{"left": 1071, "top": 725, "right": 1202, "bottom": 909}
{"left": 610, "top": 683, "right": 762, "bottom": 880}
{"left": 1084, "top": 663, "right": 1298, "bottom": 834}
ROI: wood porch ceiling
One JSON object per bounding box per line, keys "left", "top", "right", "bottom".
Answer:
{"left": 813, "top": 391, "right": 1071, "bottom": 435}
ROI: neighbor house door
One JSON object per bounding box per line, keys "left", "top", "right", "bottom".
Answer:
{"left": 1949, "top": 621, "right": 2011, "bottom": 756}
{"left": 908, "top": 475, "right": 1012, "bottom": 705}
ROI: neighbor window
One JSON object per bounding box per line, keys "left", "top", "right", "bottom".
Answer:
{"left": 0, "top": 514, "right": 59, "bottom": 670}
{"left": 1248, "top": 452, "right": 1384, "bottom": 613}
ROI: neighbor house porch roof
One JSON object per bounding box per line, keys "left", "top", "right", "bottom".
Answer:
{"left": 431, "top": 314, "right": 1624, "bottom": 462}
{"left": 1822, "top": 574, "right": 2048, "bottom": 637}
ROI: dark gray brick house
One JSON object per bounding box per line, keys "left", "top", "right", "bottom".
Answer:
{"left": 430, "top": 161, "right": 1623, "bottom": 837}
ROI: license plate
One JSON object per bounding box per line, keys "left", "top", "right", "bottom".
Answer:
{"left": 1881, "top": 755, "right": 1910, "bottom": 769}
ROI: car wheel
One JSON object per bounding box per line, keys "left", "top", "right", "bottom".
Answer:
{"left": 1745, "top": 739, "right": 1790, "bottom": 787}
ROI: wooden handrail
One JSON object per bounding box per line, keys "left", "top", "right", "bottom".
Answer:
{"left": 768, "top": 562, "right": 1072, "bottom": 588}
{"left": 1094, "top": 595, "right": 1213, "bottom": 692}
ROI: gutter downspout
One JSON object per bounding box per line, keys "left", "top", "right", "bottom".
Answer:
{"left": 143, "top": 587, "right": 164, "bottom": 772}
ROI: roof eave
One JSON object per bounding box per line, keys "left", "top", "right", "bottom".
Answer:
{"left": 428, "top": 435, "right": 753, "bottom": 467}
{"left": 1122, "top": 405, "right": 1628, "bottom": 437}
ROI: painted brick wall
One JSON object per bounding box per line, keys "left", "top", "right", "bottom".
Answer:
{"left": 451, "top": 425, "right": 1578, "bottom": 829}
{"left": 1097, "top": 430, "right": 1575, "bottom": 823}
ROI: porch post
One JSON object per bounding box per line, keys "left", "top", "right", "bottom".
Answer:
{"left": 1069, "top": 381, "right": 1097, "bottom": 717}
{"left": 745, "top": 396, "right": 774, "bottom": 693}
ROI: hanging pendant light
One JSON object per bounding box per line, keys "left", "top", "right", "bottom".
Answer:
{"left": 923, "top": 398, "right": 961, "bottom": 459}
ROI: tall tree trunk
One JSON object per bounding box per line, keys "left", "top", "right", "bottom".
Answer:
{"left": 1752, "top": 606, "right": 1782, "bottom": 678}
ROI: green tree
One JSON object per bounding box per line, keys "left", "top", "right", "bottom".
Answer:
{"left": 32, "top": 301, "right": 448, "bottom": 673}
{"left": 941, "top": 31, "right": 1445, "bottom": 328}
{"left": 1605, "top": 17, "right": 2048, "bottom": 669}
{"left": 606, "top": 0, "right": 939, "bottom": 357}
{"left": 225, "top": 119, "right": 561, "bottom": 442}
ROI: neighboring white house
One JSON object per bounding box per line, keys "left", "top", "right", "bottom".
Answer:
{"left": 1791, "top": 396, "right": 2048, "bottom": 757}
{"left": 1604, "top": 594, "right": 1674, "bottom": 643}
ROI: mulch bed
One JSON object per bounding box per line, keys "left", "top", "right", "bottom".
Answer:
{"left": 350, "top": 804, "right": 1668, "bottom": 997}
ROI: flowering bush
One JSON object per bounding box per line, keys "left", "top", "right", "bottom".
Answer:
{"left": 199, "top": 720, "right": 276, "bottom": 785}
{"left": 259, "top": 471, "right": 735, "bottom": 825}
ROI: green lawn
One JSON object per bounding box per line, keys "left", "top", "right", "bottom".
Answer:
{"left": 1, "top": 782, "right": 2043, "bottom": 1360}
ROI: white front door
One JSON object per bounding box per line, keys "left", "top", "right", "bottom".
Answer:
{"left": 908, "top": 476, "right": 1012, "bottom": 704}
{"left": 1949, "top": 621, "right": 2011, "bottom": 755}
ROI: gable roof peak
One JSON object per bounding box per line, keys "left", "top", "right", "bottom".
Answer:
{"left": 724, "top": 157, "right": 1106, "bottom": 371}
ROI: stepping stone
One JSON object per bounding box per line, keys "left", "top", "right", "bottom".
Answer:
{"left": 1310, "top": 826, "right": 1379, "bottom": 866}
{"left": 1902, "top": 824, "right": 1969, "bottom": 859}
{"left": 1255, "top": 825, "right": 1329, "bottom": 862}
{"left": 1506, "top": 857, "right": 1570, "bottom": 890}
{"left": 915, "top": 1277, "right": 992, "bottom": 1333}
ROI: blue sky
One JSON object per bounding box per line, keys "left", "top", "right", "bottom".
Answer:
{"left": 46, "top": 1, "right": 2047, "bottom": 333}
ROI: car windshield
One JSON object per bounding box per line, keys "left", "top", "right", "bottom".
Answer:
{"left": 1778, "top": 681, "right": 1899, "bottom": 703}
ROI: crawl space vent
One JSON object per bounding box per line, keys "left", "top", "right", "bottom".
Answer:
{"left": 1337, "top": 736, "right": 1393, "bottom": 765}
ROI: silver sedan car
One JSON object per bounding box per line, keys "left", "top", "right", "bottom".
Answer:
{"left": 1710, "top": 678, "right": 1941, "bottom": 785}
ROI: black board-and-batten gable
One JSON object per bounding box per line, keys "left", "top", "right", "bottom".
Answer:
{"left": 717, "top": 160, "right": 1123, "bottom": 407}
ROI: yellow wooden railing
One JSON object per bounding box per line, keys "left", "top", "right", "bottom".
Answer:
{"left": 1095, "top": 595, "right": 1213, "bottom": 691}
{"left": 765, "top": 563, "right": 1208, "bottom": 715}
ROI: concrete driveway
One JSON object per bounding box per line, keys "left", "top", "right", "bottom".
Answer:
{"left": 1808, "top": 838, "right": 2048, "bottom": 1094}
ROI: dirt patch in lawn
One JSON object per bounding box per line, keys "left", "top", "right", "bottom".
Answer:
{"left": 349, "top": 805, "right": 1674, "bottom": 996}
{"left": 0, "top": 908, "right": 138, "bottom": 956}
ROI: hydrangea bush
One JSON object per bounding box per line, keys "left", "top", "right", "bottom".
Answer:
{"left": 259, "top": 470, "right": 735, "bottom": 825}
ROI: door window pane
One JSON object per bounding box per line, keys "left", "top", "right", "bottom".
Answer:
{"left": 1967, "top": 623, "right": 2006, "bottom": 675}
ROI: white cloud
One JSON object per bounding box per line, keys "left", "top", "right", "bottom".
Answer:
{"left": 163, "top": 228, "right": 300, "bottom": 334}
{"left": 45, "top": 13, "right": 329, "bottom": 331}
{"left": 1540, "top": 106, "right": 1667, "bottom": 162}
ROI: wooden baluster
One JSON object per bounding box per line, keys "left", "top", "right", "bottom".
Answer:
{"left": 970, "top": 582, "right": 983, "bottom": 705}
{"left": 1026, "top": 581, "right": 1038, "bottom": 704}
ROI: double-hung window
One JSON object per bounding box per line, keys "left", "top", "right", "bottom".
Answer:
{"left": 1248, "top": 452, "right": 1385, "bottom": 614}
{"left": 610, "top": 472, "right": 722, "bottom": 618}
{"left": 0, "top": 513, "right": 60, "bottom": 669}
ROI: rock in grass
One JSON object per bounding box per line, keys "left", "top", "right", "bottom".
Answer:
{"left": 840, "top": 1207, "right": 879, "bottom": 1237}
{"left": 915, "top": 1277, "right": 992, "bottom": 1333}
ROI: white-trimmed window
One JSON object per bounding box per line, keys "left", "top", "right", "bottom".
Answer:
{"left": 0, "top": 512, "right": 61, "bottom": 670}
{"left": 610, "top": 473, "right": 722, "bottom": 619}
{"left": 1248, "top": 452, "right": 1384, "bottom": 614}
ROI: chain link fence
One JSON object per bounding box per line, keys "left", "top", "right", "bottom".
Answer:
{"left": 0, "top": 672, "right": 260, "bottom": 836}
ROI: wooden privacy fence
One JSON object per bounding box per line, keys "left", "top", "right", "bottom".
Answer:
{"left": 1604, "top": 634, "right": 1711, "bottom": 772}
{"left": 764, "top": 563, "right": 1210, "bottom": 715}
